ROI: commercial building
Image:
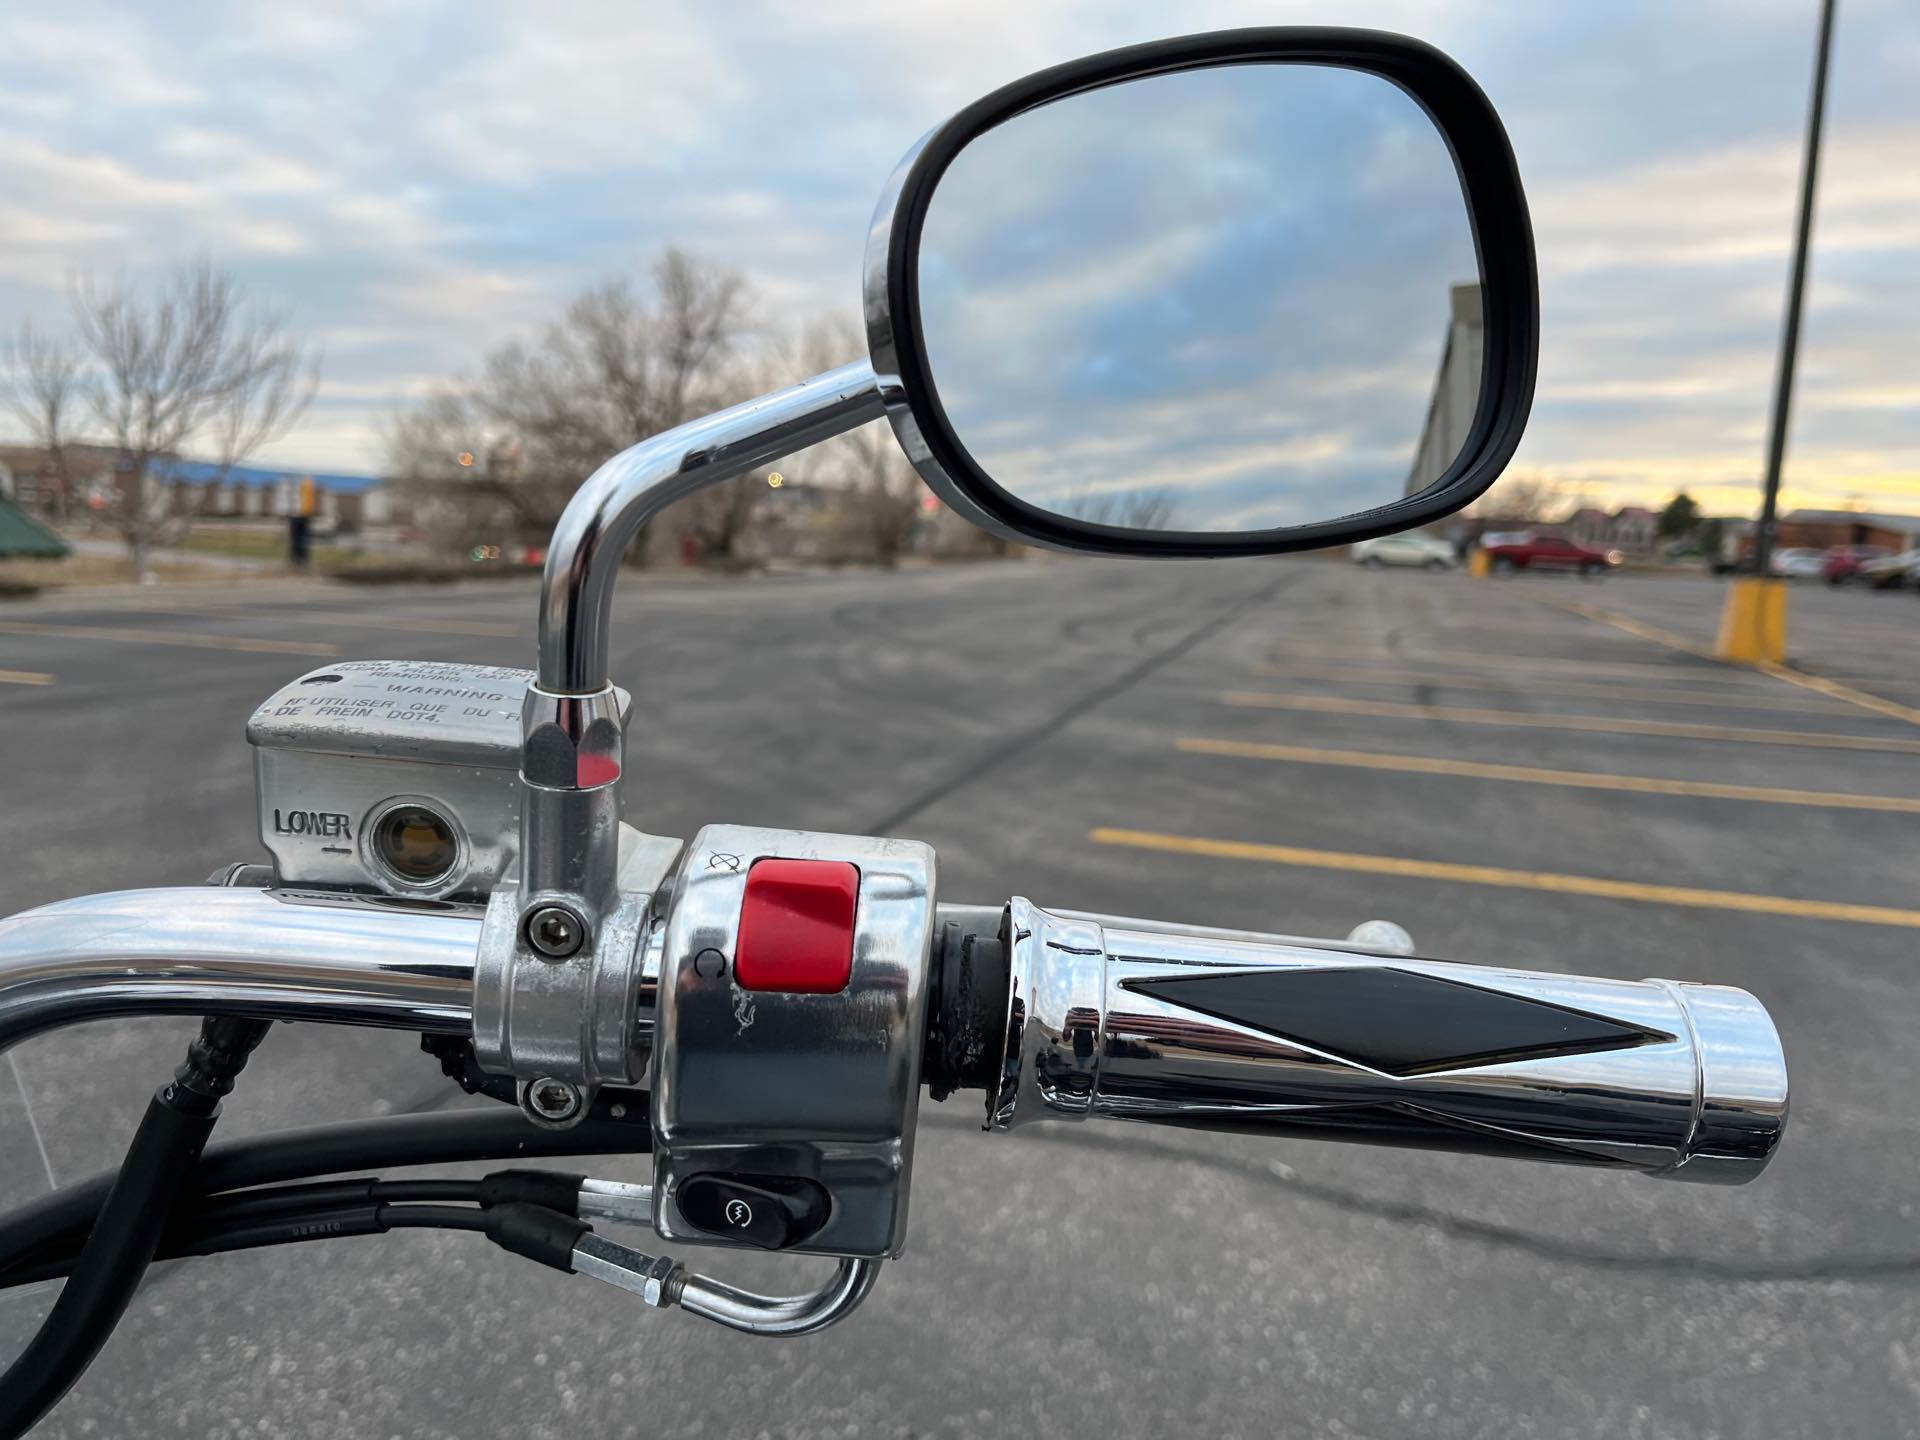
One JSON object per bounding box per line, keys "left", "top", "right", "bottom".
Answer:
{"left": 149, "top": 459, "right": 396, "bottom": 529}
{"left": 1406, "top": 282, "right": 1484, "bottom": 496}
{"left": 1771, "top": 508, "right": 1920, "bottom": 553}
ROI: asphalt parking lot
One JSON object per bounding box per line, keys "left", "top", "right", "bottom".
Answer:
{"left": 2, "top": 558, "right": 1917, "bottom": 1439}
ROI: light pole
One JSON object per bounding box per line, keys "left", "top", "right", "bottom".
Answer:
{"left": 1718, "top": 0, "right": 1837, "bottom": 663}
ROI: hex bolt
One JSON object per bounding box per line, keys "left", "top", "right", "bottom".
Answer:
{"left": 525, "top": 904, "right": 587, "bottom": 960}
{"left": 526, "top": 1077, "right": 583, "bottom": 1123}
{"left": 636, "top": 1253, "right": 681, "bottom": 1308}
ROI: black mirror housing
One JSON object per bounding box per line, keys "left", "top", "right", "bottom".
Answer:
{"left": 863, "top": 27, "right": 1538, "bottom": 557}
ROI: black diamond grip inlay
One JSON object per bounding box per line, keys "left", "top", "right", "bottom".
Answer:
{"left": 1123, "top": 966, "right": 1669, "bottom": 1076}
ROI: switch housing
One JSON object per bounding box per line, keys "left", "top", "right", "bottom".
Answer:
{"left": 651, "top": 824, "right": 936, "bottom": 1259}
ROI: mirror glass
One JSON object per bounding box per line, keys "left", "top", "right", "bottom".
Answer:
{"left": 915, "top": 62, "right": 1483, "bottom": 534}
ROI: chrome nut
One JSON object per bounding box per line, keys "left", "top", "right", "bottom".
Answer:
{"left": 636, "top": 1253, "right": 681, "bottom": 1309}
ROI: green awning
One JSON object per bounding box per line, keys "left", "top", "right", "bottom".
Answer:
{"left": 0, "top": 496, "right": 69, "bottom": 558}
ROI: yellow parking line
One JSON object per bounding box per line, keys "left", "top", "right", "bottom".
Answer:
{"left": 0, "top": 619, "right": 337, "bottom": 658}
{"left": 144, "top": 604, "right": 520, "bottom": 639}
{"left": 1544, "top": 599, "right": 1715, "bottom": 658}
{"left": 0, "top": 670, "right": 53, "bottom": 686}
{"left": 1547, "top": 596, "right": 1920, "bottom": 726}
{"left": 1219, "top": 691, "right": 1920, "bottom": 754}
{"left": 1177, "top": 737, "right": 1920, "bottom": 813}
{"left": 1090, "top": 828, "right": 1920, "bottom": 930}
{"left": 1250, "top": 661, "right": 1845, "bottom": 714}
{"left": 1264, "top": 647, "right": 1746, "bottom": 683}
{"left": 1753, "top": 660, "right": 1920, "bottom": 725}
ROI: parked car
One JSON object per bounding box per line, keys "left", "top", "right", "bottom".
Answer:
{"left": 1858, "top": 548, "right": 1920, "bottom": 590}
{"left": 1823, "top": 544, "right": 1893, "bottom": 585}
{"left": 1482, "top": 531, "right": 1620, "bottom": 576}
{"left": 1351, "top": 534, "right": 1456, "bottom": 570}
{"left": 1767, "top": 547, "right": 1827, "bottom": 579}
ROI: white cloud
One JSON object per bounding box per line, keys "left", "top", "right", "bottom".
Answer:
{"left": 0, "top": 0, "right": 1910, "bottom": 508}
{"left": 413, "top": 6, "right": 741, "bottom": 182}
{"left": 157, "top": 130, "right": 335, "bottom": 198}
{"left": 1535, "top": 124, "right": 1920, "bottom": 277}
{"left": 8, "top": 17, "right": 203, "bottom": 108}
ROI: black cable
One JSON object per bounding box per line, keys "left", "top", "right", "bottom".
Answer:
{"left": 2, "top": 1201, "right": 561, "bottom": 1291}
{"left": 3, "top": 1171, "right": 595, "bottom": 1290}
{"left": 195, "top": 1177, "right": 479, "bottom": 1224}
{"left": 0, "top": 1107, "right": 648, "bottom": 1278}
{"left": 0, "top": 1015, "right": 272, "bottom": 1440}
{"left": 192, "top": 1170, "right": 579, "bottom": 1226}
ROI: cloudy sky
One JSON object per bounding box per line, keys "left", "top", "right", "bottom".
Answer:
{"left": 919, "top": 61, "right": 1480, "bottom": 530}
{"left": 1, "top": 0, "right": 1914, "bottom": 518}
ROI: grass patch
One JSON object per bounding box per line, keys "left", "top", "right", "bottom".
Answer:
{"left": 177, "top": 527, "right": 310, "bottom": 563}
{"left": 331, "top": 560, "right": 539, "bottom": 584}
{"left": 0, "top": 553, "right": 246, "bottom": 593}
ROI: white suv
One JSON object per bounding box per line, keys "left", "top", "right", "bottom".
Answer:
{"left": 1350, "top": 533, "right": 1457, "bottom": 570}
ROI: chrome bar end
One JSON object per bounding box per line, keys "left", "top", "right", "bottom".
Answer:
{"left": 1654, "top": 979, "right": 1789, "bottom": 1185}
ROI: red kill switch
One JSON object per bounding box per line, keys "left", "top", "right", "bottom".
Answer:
{"left": 733, "top": 859, "right": 859, "bottom": 993}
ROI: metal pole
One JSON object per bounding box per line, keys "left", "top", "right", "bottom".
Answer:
{"left": 1752, "top": 0, "right": 1837, "bottom": 578}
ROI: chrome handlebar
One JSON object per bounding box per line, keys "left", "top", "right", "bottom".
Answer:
{"left": 0, "top": 886, "right": 478, "bottom": 1054}
{"left": 0, "top": 878, "right": 1787, "bottom": 1348}
{"left": 0, "top": 884, "right": 1788, "bottom": 1187}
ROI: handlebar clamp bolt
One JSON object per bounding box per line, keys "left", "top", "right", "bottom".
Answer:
{"left": 525, "top": 1077, "right": 583, "bottom": 1124}
{"left": 525, "top": 905, "right": 587, "bottom": 961}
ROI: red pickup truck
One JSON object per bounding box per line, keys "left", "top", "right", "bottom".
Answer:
{"left": 1482, "top": 532, "right": 1619, "bottom": 575}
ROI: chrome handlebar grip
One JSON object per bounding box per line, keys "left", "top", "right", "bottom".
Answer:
{"left": 0, "top": 887, "right": 480, "bottom": 1053}
{"left": 987, "top": 899, "right": 1788, "bottom": 1184}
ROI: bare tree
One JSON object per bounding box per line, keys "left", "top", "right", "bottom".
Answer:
{"left": 2, "top": 325, "right": 81, "bottom": 520}
{"left": 1064, "top": 485, "right": 1182, "bottom": 531}
{"left": 420, "top": 248, "right": 758, "bottom": 561}
{"left": 392, "top": 260, "right": 972, "bottom": 569}
{"left": 382, "top": 388, "right": 503, "bottom": 550}
{"left": 1467, "top": 470, "right": 1568, "bottom": 524}
{"left": 40, "top": 262, "right": 319, "bottom": 581}
{"left": 819, "top": 419, "right": 922, "bottom": 564}
{"left": 676, "top": 463, "right": 764, "bottom": 565}
{"left": 385, "top": 389, "right": 486, "bottom": 488}
{"left": 772, "top": 318, "right": 924, "bottom": 566}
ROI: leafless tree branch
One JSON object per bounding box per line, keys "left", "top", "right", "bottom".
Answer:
{"left": 34, "top": 260, "right": 322, "bottom": 579}
{"left": 3, "top": 323, "right": 82, "bottom": 518}
{"left": 395, "top": 249, "right": 760, "bottom": 562}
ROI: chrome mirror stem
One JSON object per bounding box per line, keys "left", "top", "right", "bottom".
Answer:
{"left": 522, "top": 359, "right": 884, "bottom": 902}
{"left": 533, "top": 358, "right": 884, "bottom": 699}
{"left": 503, "top": 360, "right": 885, "bottom": 1099}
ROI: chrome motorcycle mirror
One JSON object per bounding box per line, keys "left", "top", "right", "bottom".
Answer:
{"left": 865, "top": 28, "right": 1539, "bottom": 555}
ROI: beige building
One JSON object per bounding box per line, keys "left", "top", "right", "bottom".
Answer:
{"left": 1406, "top": 282, "right": 1484, "bottom": 497}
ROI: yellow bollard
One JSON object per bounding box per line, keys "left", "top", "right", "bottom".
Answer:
{"left": 1468, "top": 549, "right": 1492, "bottom": 580}
{"left": 1715, "top": 577, "right": 1788, "bottom": 664}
